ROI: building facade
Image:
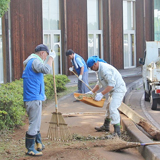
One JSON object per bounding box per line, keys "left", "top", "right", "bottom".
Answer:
{"left": 0, "top": 0, "right": 159, "bottom": 83}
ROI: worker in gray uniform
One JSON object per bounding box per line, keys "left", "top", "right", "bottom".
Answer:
{"left": 22, "top": 44, "right": 56, "bottom": 156}
{"left": 86, "top": 56, "right": 127, "bottom": 137}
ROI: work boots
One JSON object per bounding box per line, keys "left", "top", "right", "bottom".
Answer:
{"left": 105, "top": 124, "right": 121, "bottom": 139}
{"left": 95, "top": 118, "right": 110, "bottom": 132}
{"left": 35, "top": 131, "right": 45, "bottom": 151}
{"left": 25, "top": 132, "right": 43, "bottom": 156}
{"left": 113, "top": 124, "right": 121, "bottom": 137}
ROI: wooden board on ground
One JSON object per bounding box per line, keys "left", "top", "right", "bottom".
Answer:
{"left": 119, "top": 102, "right": 160, "bottom": 140}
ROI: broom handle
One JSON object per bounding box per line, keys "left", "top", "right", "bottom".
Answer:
{"left": 141, "top": 142, "right": 160, "bottom": 146}
{"left": 71, "top": 70, "right": 93, "bottom": 91}
{"left": 52, "top": 61, "right": 59, "bottom": 126}
{"left": 53, "top": 61, "right": 58, "bottom": 113}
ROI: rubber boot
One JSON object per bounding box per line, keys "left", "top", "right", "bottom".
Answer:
{"left": 25, "top": 132, "right": 43, "bottom": 156}
{"left": 113, "top": 124, "right": 121, "bottom": 137}
{"left": 95, "top": 118, "right": 110, "bottom": 132}
{"left": 35, "top": 131, "right": 45, "bottom": 151}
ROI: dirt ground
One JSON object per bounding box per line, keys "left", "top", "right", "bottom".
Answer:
{"left": 0, "top": 113, "right": 145, "bottom": 160}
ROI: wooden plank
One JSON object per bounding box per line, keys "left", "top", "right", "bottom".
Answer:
{"left": 119, "top": 103, "right": 144, "bottom": 124}
{"left": 60, "top": 0, "right": 68, "bottom": 75}
{"left": 136, "top": 0, "right": 145, "bottom": 66}
{"left": 109, "top": 0, "right": 123, "bottom": 68}
{"left": 10, "top": 0, "right": 42, "bottom": 80}
{"left": 66, "top": 0, "right": 87, "bottom": 76}
{"left": 145, "top": 0, "right": 154, "bottom": 41}
{"left": 119, "top": 102, "right": 160, "bottom": 140}
{"left": 103, "top": 0, "right": 110, "bottom": 63}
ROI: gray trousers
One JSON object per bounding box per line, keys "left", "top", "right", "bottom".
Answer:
{"left": 78, "top": 71, "right": 90, "bottom": 93}
{"left": 105, "top": 92, "right": 126, "bottom": 124}
{"left": 24, "top": 100, "right": 42, "bottom": 136}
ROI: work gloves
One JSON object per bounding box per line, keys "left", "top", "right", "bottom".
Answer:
{"left": 94, "top": 92, "right": 103, "bottom": 101}
{"left": 68, "top": 67, "right": 82, "bottom": 81}
{"left": 85, "top": 91, "right": 94, "bottom": 95}
{"left": 78, "top": 75, "right": 82, "bottom": 81}
{"left": 86, "top": 91, "right": 103, "bottom": 101}
{"left": 49, "top": 51, "right": 56, "bottom": 60}
{"left": 69, "top": 67, "right": 73, "bottom": 72}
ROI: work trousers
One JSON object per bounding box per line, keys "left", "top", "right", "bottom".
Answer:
{"left": 105, "top": 92, "right": 126, "bottom": 124}
{"left": 24, "top": 100, "right": 42, "bottom": 136}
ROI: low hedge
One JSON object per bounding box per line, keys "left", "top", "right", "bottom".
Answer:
{"left": 0, "top": 74, "right": 70, "bottom": 130}
{"left": 44, "top": 74, "right": 70, "bottom": 99}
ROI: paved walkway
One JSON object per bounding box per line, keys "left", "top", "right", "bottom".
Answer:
{"left": 66, "top": 66, "right": 142, "bottom": 87}
{"left": 42, "top": 67, "right": 143, "bottom": 136}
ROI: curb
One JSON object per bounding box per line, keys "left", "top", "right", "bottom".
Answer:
{"left": 123, "top": 78, "right": 143, "bottom": 103}
{"left": 121, "top": 115, "right": 160, "bottom": 160}
{"left": 121, "top": 77, "right": 160, "bottom": 160}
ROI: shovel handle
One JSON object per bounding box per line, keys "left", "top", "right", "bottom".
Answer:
{"left": 71, "top": 70, "right": 93, "bottom": 91}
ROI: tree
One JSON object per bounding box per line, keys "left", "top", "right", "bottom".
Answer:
{"left": 0, "top": 0, "right": 10, "bottom": 17}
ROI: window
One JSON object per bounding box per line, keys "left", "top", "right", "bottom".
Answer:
{"left": 0, "top": 18, "right": 4, "bottom": 83}
{"left": 154, "top": 0, "right": 160, "bottom": 41}
{"left": 43, "top": 0, "right": 61, "bottom": 74}
{"left": 87, "top": 0, "right": 103, "bottom": 59}
{"left": 43, "top": 0, "right": 60, "bottom": 30}
{"left": 123, "top": 0, "right": 136, "bottom": 68}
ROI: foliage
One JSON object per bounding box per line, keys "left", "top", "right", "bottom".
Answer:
{"left": 44, "top": 74, "right": 70, "bottom": 99}
{"left": 0, "top": 79, "right": 25, "bottom": 130}
{"left": 0, "top": 0, "right": 10, "bottom": 17}
{"left": 0, "top": 74, "right": 70, "bottom": 130}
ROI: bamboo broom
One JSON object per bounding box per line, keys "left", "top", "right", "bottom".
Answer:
{"left": 47, "top": 58, "right": 72, "bottom": 141}
{"left": 67, "top": 138, "right": 160, "bottom": 151}
{"left": 94, "top": 138, "right": 160, "bottom": 151}
{"left": 107, "top": 141, "right": 160, "bottom": 151}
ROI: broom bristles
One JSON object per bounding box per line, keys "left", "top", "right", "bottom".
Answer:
{"left": 102, "top": 138, "right": 141, "bottom": 151}
{"left": 93, "top": 137, "right": 141, "bottom": 151}
{"left": 47, "top": 112, "right": 72, "bottom": 141}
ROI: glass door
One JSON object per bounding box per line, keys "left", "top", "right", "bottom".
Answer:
{"left": 123, "top": 0, "right": 136, "bottom": 68}
{"left": 87, "top": 0, "right": 103, "bottom": 60}
{"left": 88, "top": 31, "right": 102, "bottom": 58}
{"left": 43, "top": 0, "right": 61, "bottom": 74}
{"left": 43, "top": 32, "right": 61, "bottom": 75}
{"left": 124, "top": 33, "right": 135, "bottom": 68}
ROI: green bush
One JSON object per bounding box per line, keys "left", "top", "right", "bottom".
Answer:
{"left": 44, "top": 74, "right": 70, "bottom": 99}
{"left": 0, "top": 79, "right": 25, "bottom": 130}
{"left": 0, "top": 74, "right": 70, "bottom": 130}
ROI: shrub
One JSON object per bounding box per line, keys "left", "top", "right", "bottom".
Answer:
{"left": 0, "top": 79, "right": 25, "bottom": 130}
{"left": 44, "top": 74, "right": 70, "bottom": 99}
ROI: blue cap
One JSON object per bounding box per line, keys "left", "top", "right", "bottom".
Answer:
{"left": 87, "top": 56, "right": 107, "bottom": 68}
{"left": 35, "top": 44, "right": 49, "bottom": 54}
{"left": 87, "top": 56, "right": 99, "bottom": 68}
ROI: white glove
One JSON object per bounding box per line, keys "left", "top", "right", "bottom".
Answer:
{"left": 78, "top": 75, "right": 82, "bottom": 81}
{"left": 44, "top": 95, "right": 47, "bottom": 101}
{"left": 49, "top": 51, "right": 56, "bottom": 60}
{"left": 85, "top": 91, "right": 93, "bottom": 95}
{"left": 94, "top": 92, "right": 104, "bottom": 101}
{"left": 69, "top": 67, "right": 73, "bottom": 72}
